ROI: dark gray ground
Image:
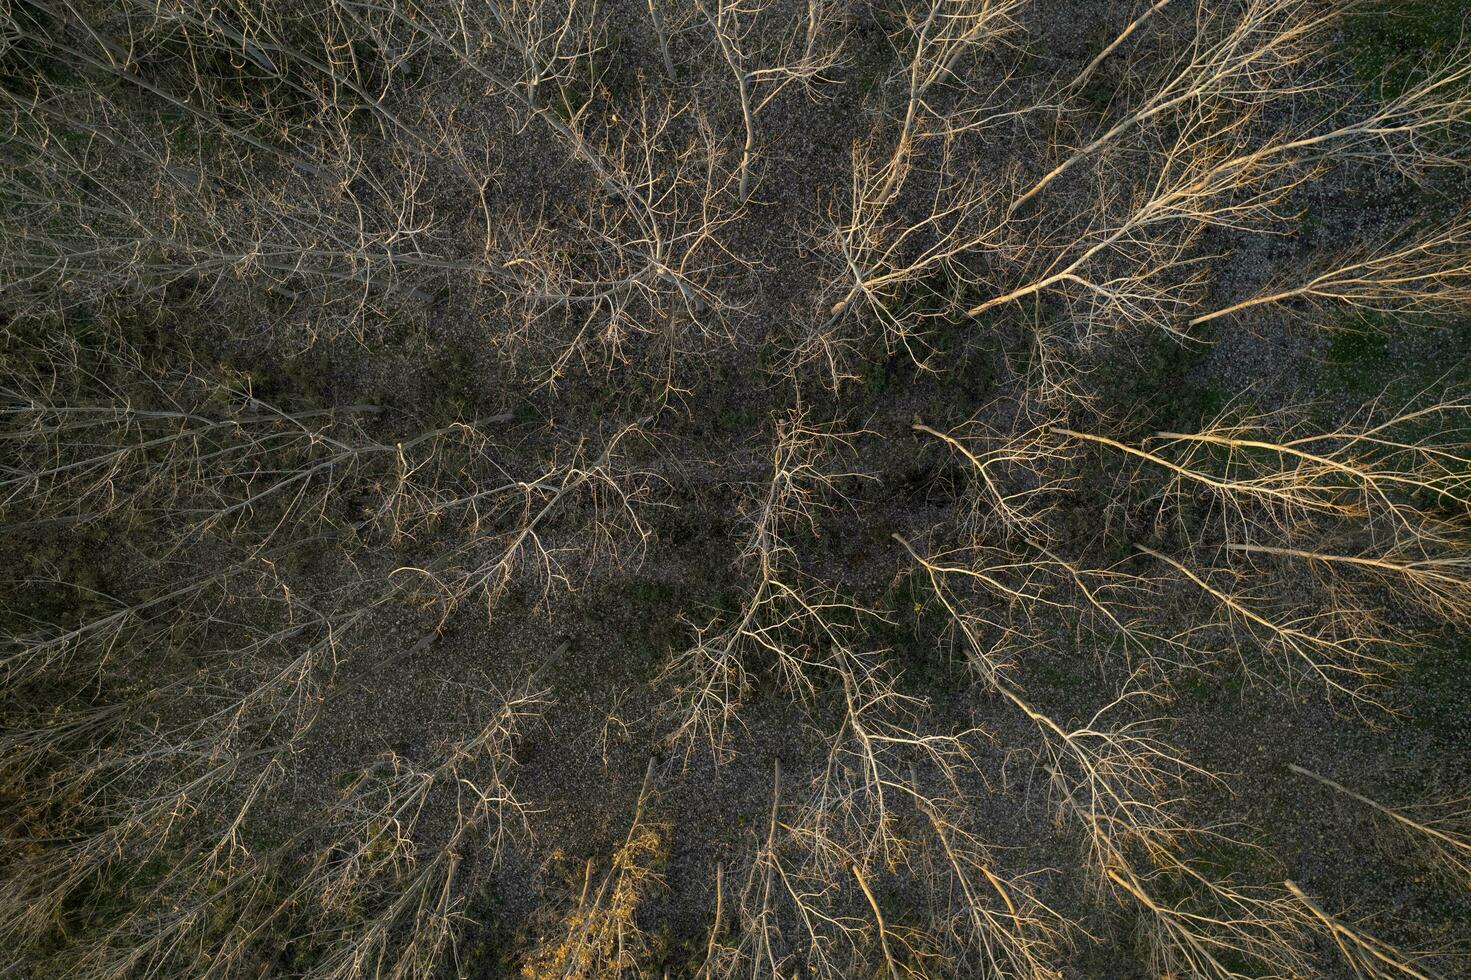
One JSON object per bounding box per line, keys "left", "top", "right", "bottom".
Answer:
{"left": 3, "top": 0, "right": 1470, "bottom": 977}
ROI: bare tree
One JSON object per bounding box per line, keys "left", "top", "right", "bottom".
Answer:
{"left": 521, "top": 758, "right": 665, "bottom": 979}
{"left": 1008, "top": 0, "right": 1343, "bottom": 214}
{"left": 1285, "top": 880, "right": 1443, "bottom": 980}
{"left": 800, "top": 0, "right": 1028, "bottom": 381}
{"left": 902, "top": 528, "right": 1315, "bottom": 978}
{"left": 703, "top": 0, "right": 849, "bottom": 202}
{"left": 293, "top": 677, "right": 548, "bottom": 980}
{"left": 1290, "top": 764, "right": 1471, "bottom": 890}
{"left": 661, "top": 406, "right": 875, "bottom": 758}
{"left": 1051, "top": 399, "right": 1471, "bottom": 707}
{"left": 1192, "top": 209, "right": 1471, "bottom": 326}
{"left": 392, "top": 422, "right": 656, "bottom": 626}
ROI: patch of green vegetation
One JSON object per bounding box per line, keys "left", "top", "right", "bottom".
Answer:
{"left": 416, "top": 339, "right": 483, "bottom": 426}
{"left": 222, "top": 343, "right": 334, "bottom": 412}
{"left": 839, "top": 276, "right": 1000, "bottom": 420}
{"left": 2, "top": 528, "right": 120, "bottom": 644}
{"left": 1035, "top": 659, "right": 1086, "bottom": 692}
{"left": 550, "top": 25, "right": 633, "bottom": 124}
{"left": 1077, "top": 75, "right": 1115, "bottom": 116}
{"left": 588, "top": 577, "right": 696, "bottom": 681}
{"left": 1073, "top": 18, "right": 1144, "bottom": 118}
{"left": 849, "top": 46, "right": 889, "bottom": 99}
{"left": 1098, "top": 328, "right": 1227, "bottom": 435}
{"left": 1344, "top": 1, "right": 1467, "bottom": 95}
{"left": 1315, "top": 310, "right": 1471, "bottom": 408}
{"left": 0, "top": 6, "right": 76, "bottom": 94}
{"left": 684, "top": 384, "right": 762, "bottom": 443}
{"left": 1322, "top": 320, "right": 1391, "bottom": 393}
{"left": 994, "top": 301, "right": 1226, "bottom": 437}
{"left": 159, "top": 108, "right": 219, "bottom": 158}
{"left": 714, "top": 400, "right": 762, "bottom": 438}
{"left": 52, "top": 853, "right": 172, "bottom": 946}
{"left": 1296, "top": 208, "right": 1323, "bottom": 241}
{"left": 1172, "top": 664, "right": 1216, "bottom": 702}
{"left": 1169, "top": 378, "right": 1229, "bottom": 431}
{"left": 870, "top": 575, "right": 962, "bottom": 695}
{"left": 598, "top": 27, "right": 637, "bottom": 100}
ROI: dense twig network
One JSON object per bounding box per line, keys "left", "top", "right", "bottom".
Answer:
{"left": 3, "top": 0, "right": 1469, "bottom": 977}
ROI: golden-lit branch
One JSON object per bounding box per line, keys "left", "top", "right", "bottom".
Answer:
{"left": 985, "top": 5, "right": 1471, "bottom": 344}
{"left": 393, "top": 423, "right": 654, "bottom": 625}
{"left": 1136, "top": 543, "right": 1400, "bottom": 706}
{"left": 849, "top": 861, "right": 902, "bottom": 980}
{"left": 1229, "top": 543, "right": 1471, "bottom": 624}
{"left": 910, "top": 791, "right": 1066, "bottom": 979}
{"left": 1289, "top": 764, "right": 1471, "bottom": 890}
{"left": 971, "top": 102, "right": 1313, "bottom": 338}
{"left": 897, "top": 420, "right": 1172, "bottom": 672}
{"left": 1192, "top": 210, "right": 1471, "bottom": 325}
{"left": 1285, "top": 880, "right": 1437, "bottom": 980}
{"left": 1063, "top": 0, "right": 1175, "bottom": 98}
{"left": 0, "top": 339, "right": 426, "bottom": 539}
{"left": 910, "top": 419, "right": 1069, "bottom": 545}
{"left": 0, "top": 603, "right": 457, "bottom": 976}
{"left": 522, "top": 758, "right": 665, "bottom": 979}
{"left": 5, "top": 0, "right": 1469, "bottom": 976}
{"left": 1058, "top": 406, "right": 1471, "bottom": 554}
{"left": 1047, "top": 407, "right": 1471, "bottom": 705}
{"left": 899, "top": 533, "right": 1313, "bottom": 978}
{"left": 705, "top": 0, "right": 848, "bottom": 202}
{"left": 803, "top": 669, "right": 982, "bottom": 871}
{"left": 499, "top": 92, "right": 745, "bottom": 383}
{"left": 661, "top": 407, "right": 875, "bottom": 757}
{"left": 1010, "top": 0, "right": 1342, "bottom": 213}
